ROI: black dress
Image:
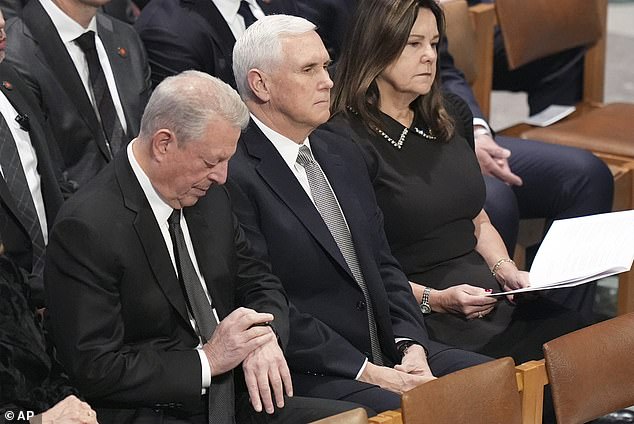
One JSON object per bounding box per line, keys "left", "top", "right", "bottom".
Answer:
{"left": 321, "top": 94, "right": 583, "bottom": 363}
{"left": 0, "top": 255, "right": 76, "bottom": 417}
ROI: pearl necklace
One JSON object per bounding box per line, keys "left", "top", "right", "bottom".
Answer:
{"left": 376, "top": 126, "right": 437, "bottom": 150}
{"left": 344, "top": 106, "right": 436, "bottom": 149}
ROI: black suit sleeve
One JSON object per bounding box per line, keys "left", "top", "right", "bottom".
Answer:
{"left": 372, "top": 205, "right": 430, "bottom": 347}
{"left": 232, "top": 210, "right": 291, "bottom": 348}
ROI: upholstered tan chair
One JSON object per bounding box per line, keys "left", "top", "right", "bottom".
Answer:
{"left": 543, "top": 313, "right": 634, "bottom": 424}
{"left": 401, "top": 357, "right": 523, "bottom": 424}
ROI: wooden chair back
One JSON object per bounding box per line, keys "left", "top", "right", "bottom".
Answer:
{"left": 442, "top": 0, "right": 496, "bottom": 119}
{"left": 401, "top": 357, "right": 522, "bottom": 424}
{"left": 543, "top": 313, "right": 634, "bottom": 424}
{"left": 495, "top": 0, "right": 608, "bottom": 106}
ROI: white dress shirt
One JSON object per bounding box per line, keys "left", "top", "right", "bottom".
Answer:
{"left": 0, "top": 92, "right": 48, "bottom": 241}
{"left": 39, "top": 0, "right": 128, "bottom": 134}
{"left": 212, "top": 0, "right": 265, "bottom": 40}
{"left": 127, "top": 141, "right": 216, "bottom": 392}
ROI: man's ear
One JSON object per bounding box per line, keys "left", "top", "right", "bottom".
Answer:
{"left": 247, "top": 68, "right": 271, "bottom": 102}
{"left": 150, "top": 129, "right": 175, "bottom": 161}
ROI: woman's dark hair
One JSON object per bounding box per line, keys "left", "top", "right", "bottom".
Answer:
{"left": 331, "top": 0, "right": 454, "bottom": 141}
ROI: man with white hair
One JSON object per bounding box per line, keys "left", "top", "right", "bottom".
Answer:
{"left": 45, "top": 70, "right": 361, "bottom": 424}
{"left": 227, "top": 15, "right": 490, "bottom": 413}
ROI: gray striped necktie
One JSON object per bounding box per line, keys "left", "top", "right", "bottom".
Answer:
{"left": 0, "top": 113, "right": 46, "bottom": 277}
{"left": 167, "top": 209, "right": 234, "bottom": 424}
{"left": 296, "top": 145, "right": 384, "bottom": 365}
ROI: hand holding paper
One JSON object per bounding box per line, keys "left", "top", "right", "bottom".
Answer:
{"left": 489, "top": 210, "right": 634, "bottom": 296}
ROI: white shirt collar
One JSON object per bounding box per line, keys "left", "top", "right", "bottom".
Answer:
{"left": 212, "top": 0, "right": 258, "bottom": 23}
{"left": 127, "top": 140, "right": 174, "bottom": 225}
{"left": 39, "top": 0, "right": 97, "bottom": 44}
{"left": 250, "top": 113, "right": 312, "bottom": 168}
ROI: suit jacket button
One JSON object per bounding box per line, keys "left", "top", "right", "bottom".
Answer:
{"left": 356, "top": 300, "right": 366, "bottom": 311}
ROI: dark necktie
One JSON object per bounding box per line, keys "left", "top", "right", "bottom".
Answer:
{"left": 167, "top": 209, "right": 234, "bottom": 424}
{"left": 0, "top": 113, "right": 46, "bottom": 277}
{"left": 237, "top": 1, "right": 257, "bottom": 28}
{"left": 74, "top": 31, "right": 124, "bottom": 158}
{"left": 296, "top": 145, "right": 384, "bottom": 365}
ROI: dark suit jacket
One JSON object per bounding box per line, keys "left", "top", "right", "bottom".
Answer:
{"left": 134, "top": 0, "right": 298, "bottom": 88}
{"left": 295, "top": 0, "right": 356, "bottom": 63}
{"left": 0, "top": 61, "right": 63, "bottom": 308}
{"left": 226, "top": 122, "right": 433, "bottom": 394}
{"left": 5, "top": 0, "right": 152, "bottom": 188}
{"left": 44, "top": 151, "right": 289, "bottom": 421}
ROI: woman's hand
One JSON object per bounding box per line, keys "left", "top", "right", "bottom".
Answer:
{"left": 495, "top": 262, "right": 530, "bottom": 292}
{"left": 430, "top": 284, "right": 498, "bottom": 319}
{"left": 494, "top": 261, "right": 529, "bottom": 302}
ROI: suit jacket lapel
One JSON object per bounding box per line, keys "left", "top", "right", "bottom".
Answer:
{"left": 185, "top": 207, "right": 231, "bottom": 320}
{"left": 182, "top": 0, "right": 235, "bottom": 67}
{"left": 0, "top": 177, "right": 24, "bottom": 233}
{"left": 97, "top": 14, "right": 135, "bottom": 139}
{"left": 115, "top": 154, "right": 191, "bottom": 329}
{"left": 241, "top": 123, "right": 354, "bottom": 280}
{"left": 313, "top": 139, "right": 378, "bottom": 280}
{"left": 0, "top": 63, "right": 64, "bottom": 227}
{"left": 21, "top": 0, "right": 110, "bottom": 160}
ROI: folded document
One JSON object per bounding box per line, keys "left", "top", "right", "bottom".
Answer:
{"left": 489, "top": 210, "right": 634, "bottom": 296}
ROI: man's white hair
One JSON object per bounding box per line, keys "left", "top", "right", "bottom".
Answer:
{"left": 139, "top": 70, "right": 249, "bottom": 143}
{"left": 232, "top": 14, "right": 316, "bottom": 101}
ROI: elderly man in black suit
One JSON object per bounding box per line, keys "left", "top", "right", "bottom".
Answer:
{"left": 44, "top": 71, "right": 362, "bottom": 424}
{"left": 0, "top": 8, "right": 64, "bottom": 309}
{"left": 226, "top": 14, "right": 490, "bottom": 414}
{"left": 135, "top": 0, "right": 298, "bottom": 88}
{"left": 5, "top": 0, "right": 151, "bottom": 189}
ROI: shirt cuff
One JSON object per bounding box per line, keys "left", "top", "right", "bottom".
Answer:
{"left": 472, "top": 118, "right": 491, "bottom": 135}
{"left": 354, "top": 358, "right": 369, "bottom": 380}
{"left": 197, "top": 348, "right": 211, "bottom": 394}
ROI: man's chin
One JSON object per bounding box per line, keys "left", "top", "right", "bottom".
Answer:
{"left": 178, "top": 195, "right": 203, "bottom": 208}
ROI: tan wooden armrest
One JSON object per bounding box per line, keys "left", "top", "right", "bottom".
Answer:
{"left": 515, "top": 360, "right": 548, "bottom": 424}
{"left": 368, "top": 413, "right": 398, "bottom": 423}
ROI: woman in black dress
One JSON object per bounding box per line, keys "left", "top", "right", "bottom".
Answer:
{"left": 322, "top": 0, "right": 584, "bottom": 363}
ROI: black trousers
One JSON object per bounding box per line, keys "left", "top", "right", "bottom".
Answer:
{"left": 95, "top": 394, "right": 366, "bottom": 424}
